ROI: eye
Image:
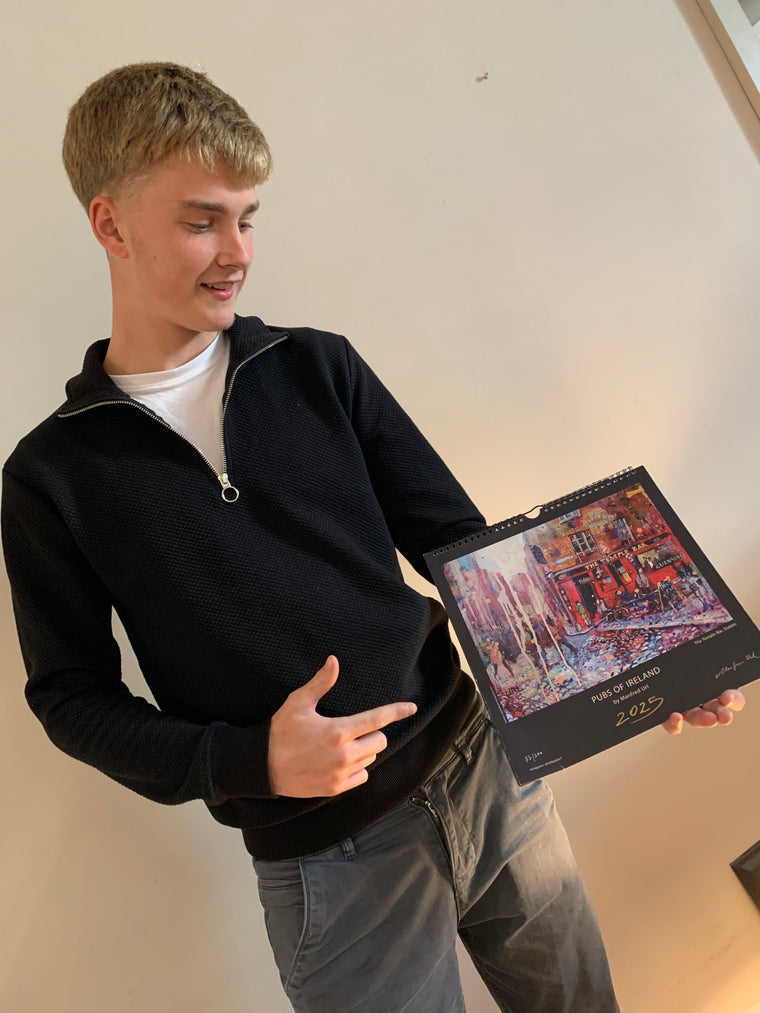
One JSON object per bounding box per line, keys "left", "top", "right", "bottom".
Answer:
{"left": 187, "top": 222, "right": 211, "bottom": 232}
{"left": 239, "top": 220, "right": 255, "bottom": 232}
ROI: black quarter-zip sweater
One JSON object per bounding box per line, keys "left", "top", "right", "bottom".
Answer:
{"left": 2, "top": 315, "right": 486, "bottom": 859}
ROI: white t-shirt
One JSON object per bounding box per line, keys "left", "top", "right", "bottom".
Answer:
{"left": 108, "top": 333, "right": 230, "bottom": 474}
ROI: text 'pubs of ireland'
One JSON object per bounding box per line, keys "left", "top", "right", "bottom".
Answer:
{"left": 442, "top": 482, "right": 732, "bottom": 723}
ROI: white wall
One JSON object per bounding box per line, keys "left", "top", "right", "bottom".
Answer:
{"left": 1, "top": 1, "right": 759, "bottom": 1010}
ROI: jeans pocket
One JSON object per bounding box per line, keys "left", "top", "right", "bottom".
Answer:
{"left": 254, "top": 857, "right": 311, "bottom": 991}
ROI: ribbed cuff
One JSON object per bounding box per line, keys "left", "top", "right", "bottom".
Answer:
{"left": 211, "top": 720, "right": 276, "bottom": 799}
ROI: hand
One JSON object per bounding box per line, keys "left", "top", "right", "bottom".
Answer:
{"left": 268, "top": 655, "right": 417, "bottom": 797}
{"left": 661, "top": 689, "right": 745, "bottom": 734}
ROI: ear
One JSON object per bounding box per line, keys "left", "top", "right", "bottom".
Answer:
{"left": 89, "top": 195, "right": 130, "bottom": 260}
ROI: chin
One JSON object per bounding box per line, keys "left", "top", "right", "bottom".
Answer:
{"left": 211, "top": 309, "right": 237, "bottom": 331}
{"left": 186, "top": 307, "right": 237, "bottom": 334}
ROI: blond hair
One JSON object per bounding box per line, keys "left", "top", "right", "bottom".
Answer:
{"left": 63, "top": 62, "right": 272, "bottom": 211}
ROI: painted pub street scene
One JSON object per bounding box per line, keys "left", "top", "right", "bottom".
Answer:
{"left": 443, "top": 482, "right": 732, "bottom": 721}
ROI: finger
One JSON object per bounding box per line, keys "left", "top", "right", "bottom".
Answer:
{"left": 697, "top": 692, "right": 744, "bottom": 726}
{"left": 719, "top": 689, "right": 745, "bottom": 712}
{"left": 338, "top": 700, "right": 417, "bottom": 739}
{"left": 340, "top": 767, "right": 370, "bottom": 792}
{"left": 347, "top": 729, "right": 388, "bottom": 760}
{"left": 696, "top": 698, "right": 731, "bottom": 724}
{"left": 682, "top": 706, "right": 719, "bottom": 728}
{"left": 695, "top": 691, "right": 745, "bottom": 715}
{"left": 713, "top": 689, "right": 745, "bottom": 725}
{"left": 342, "top": 754, "right": 379, "bottom": 779}
{"left": 661, "top": 712, "right": 684, "bottom": 735}
{"left": 295, "top": 655, "right": 340, "bottom": 705}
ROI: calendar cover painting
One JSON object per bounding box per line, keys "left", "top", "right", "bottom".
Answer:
{"left": 425, "top": 468, "right": 760, "bottom": 783}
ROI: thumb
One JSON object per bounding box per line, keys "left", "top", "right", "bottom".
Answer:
{"left": 298, "top": 655, "right": 340, "bottom": 705}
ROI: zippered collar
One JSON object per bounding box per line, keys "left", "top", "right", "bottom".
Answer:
{"left": 58, "top": 315, "right": 288, "bottom": 416}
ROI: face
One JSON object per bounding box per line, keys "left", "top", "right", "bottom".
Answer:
{"left": 102, "top": 157, "right": 258, "bottom": 340}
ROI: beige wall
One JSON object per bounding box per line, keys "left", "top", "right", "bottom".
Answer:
{"left": 1, "top": 1, "right": 759, "bottom": 1010}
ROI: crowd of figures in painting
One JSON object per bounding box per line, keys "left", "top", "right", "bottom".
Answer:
{"left": 443, "top": 484, "right": 732, "bottom": 721}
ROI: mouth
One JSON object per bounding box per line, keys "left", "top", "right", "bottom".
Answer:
{"left": 201, "top": 281, "right": 238, "bottom": 301}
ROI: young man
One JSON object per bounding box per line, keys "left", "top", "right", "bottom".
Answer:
{"left": 2, "top": 62, "right": 743, "bottom": 1013}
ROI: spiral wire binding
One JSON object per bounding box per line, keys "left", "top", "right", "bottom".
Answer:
{"left": 427, "top": 466, "right": 637, "bottom": 556}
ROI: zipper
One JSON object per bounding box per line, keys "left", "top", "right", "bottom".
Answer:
{"left": 410, "top": 794, "right": 452, "bottom": 868}
{"left": 58, "top": 334, "right": 288, "bottom": 502}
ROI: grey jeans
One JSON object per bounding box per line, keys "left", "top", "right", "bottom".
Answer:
{"left": 253, "top": 700, "right": 619, "bottom": 1012}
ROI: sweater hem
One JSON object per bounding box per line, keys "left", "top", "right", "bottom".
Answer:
{"left": 237, "top": 674, "right": 479, "bottom": 860}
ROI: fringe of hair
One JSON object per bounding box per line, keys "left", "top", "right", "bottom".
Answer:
{"left": 63, "top": 62, "right": 272, "bottom": 211}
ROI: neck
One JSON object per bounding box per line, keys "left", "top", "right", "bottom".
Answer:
{"left": 103, "top": 324, "right": 220, "bottom": 375}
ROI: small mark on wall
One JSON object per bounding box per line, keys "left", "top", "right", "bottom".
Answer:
{"left": 475, "top": 71, "right": 489, "bottom": 82}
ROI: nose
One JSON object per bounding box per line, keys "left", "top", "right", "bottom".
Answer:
{"left": 217, "top": 225, "right": 253, "bottom": 269}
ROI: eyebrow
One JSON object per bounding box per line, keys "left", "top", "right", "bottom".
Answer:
{"left": 177, "top": 199, "right": 260, "bottom": 215}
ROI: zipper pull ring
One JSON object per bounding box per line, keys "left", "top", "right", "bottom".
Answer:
{"left": 218, "top": 473, "right": 240, "bottom": 502}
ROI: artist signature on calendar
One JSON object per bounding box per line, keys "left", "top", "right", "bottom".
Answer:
{"left": 715, "top": 651, "right": 760, "bottom": 679}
